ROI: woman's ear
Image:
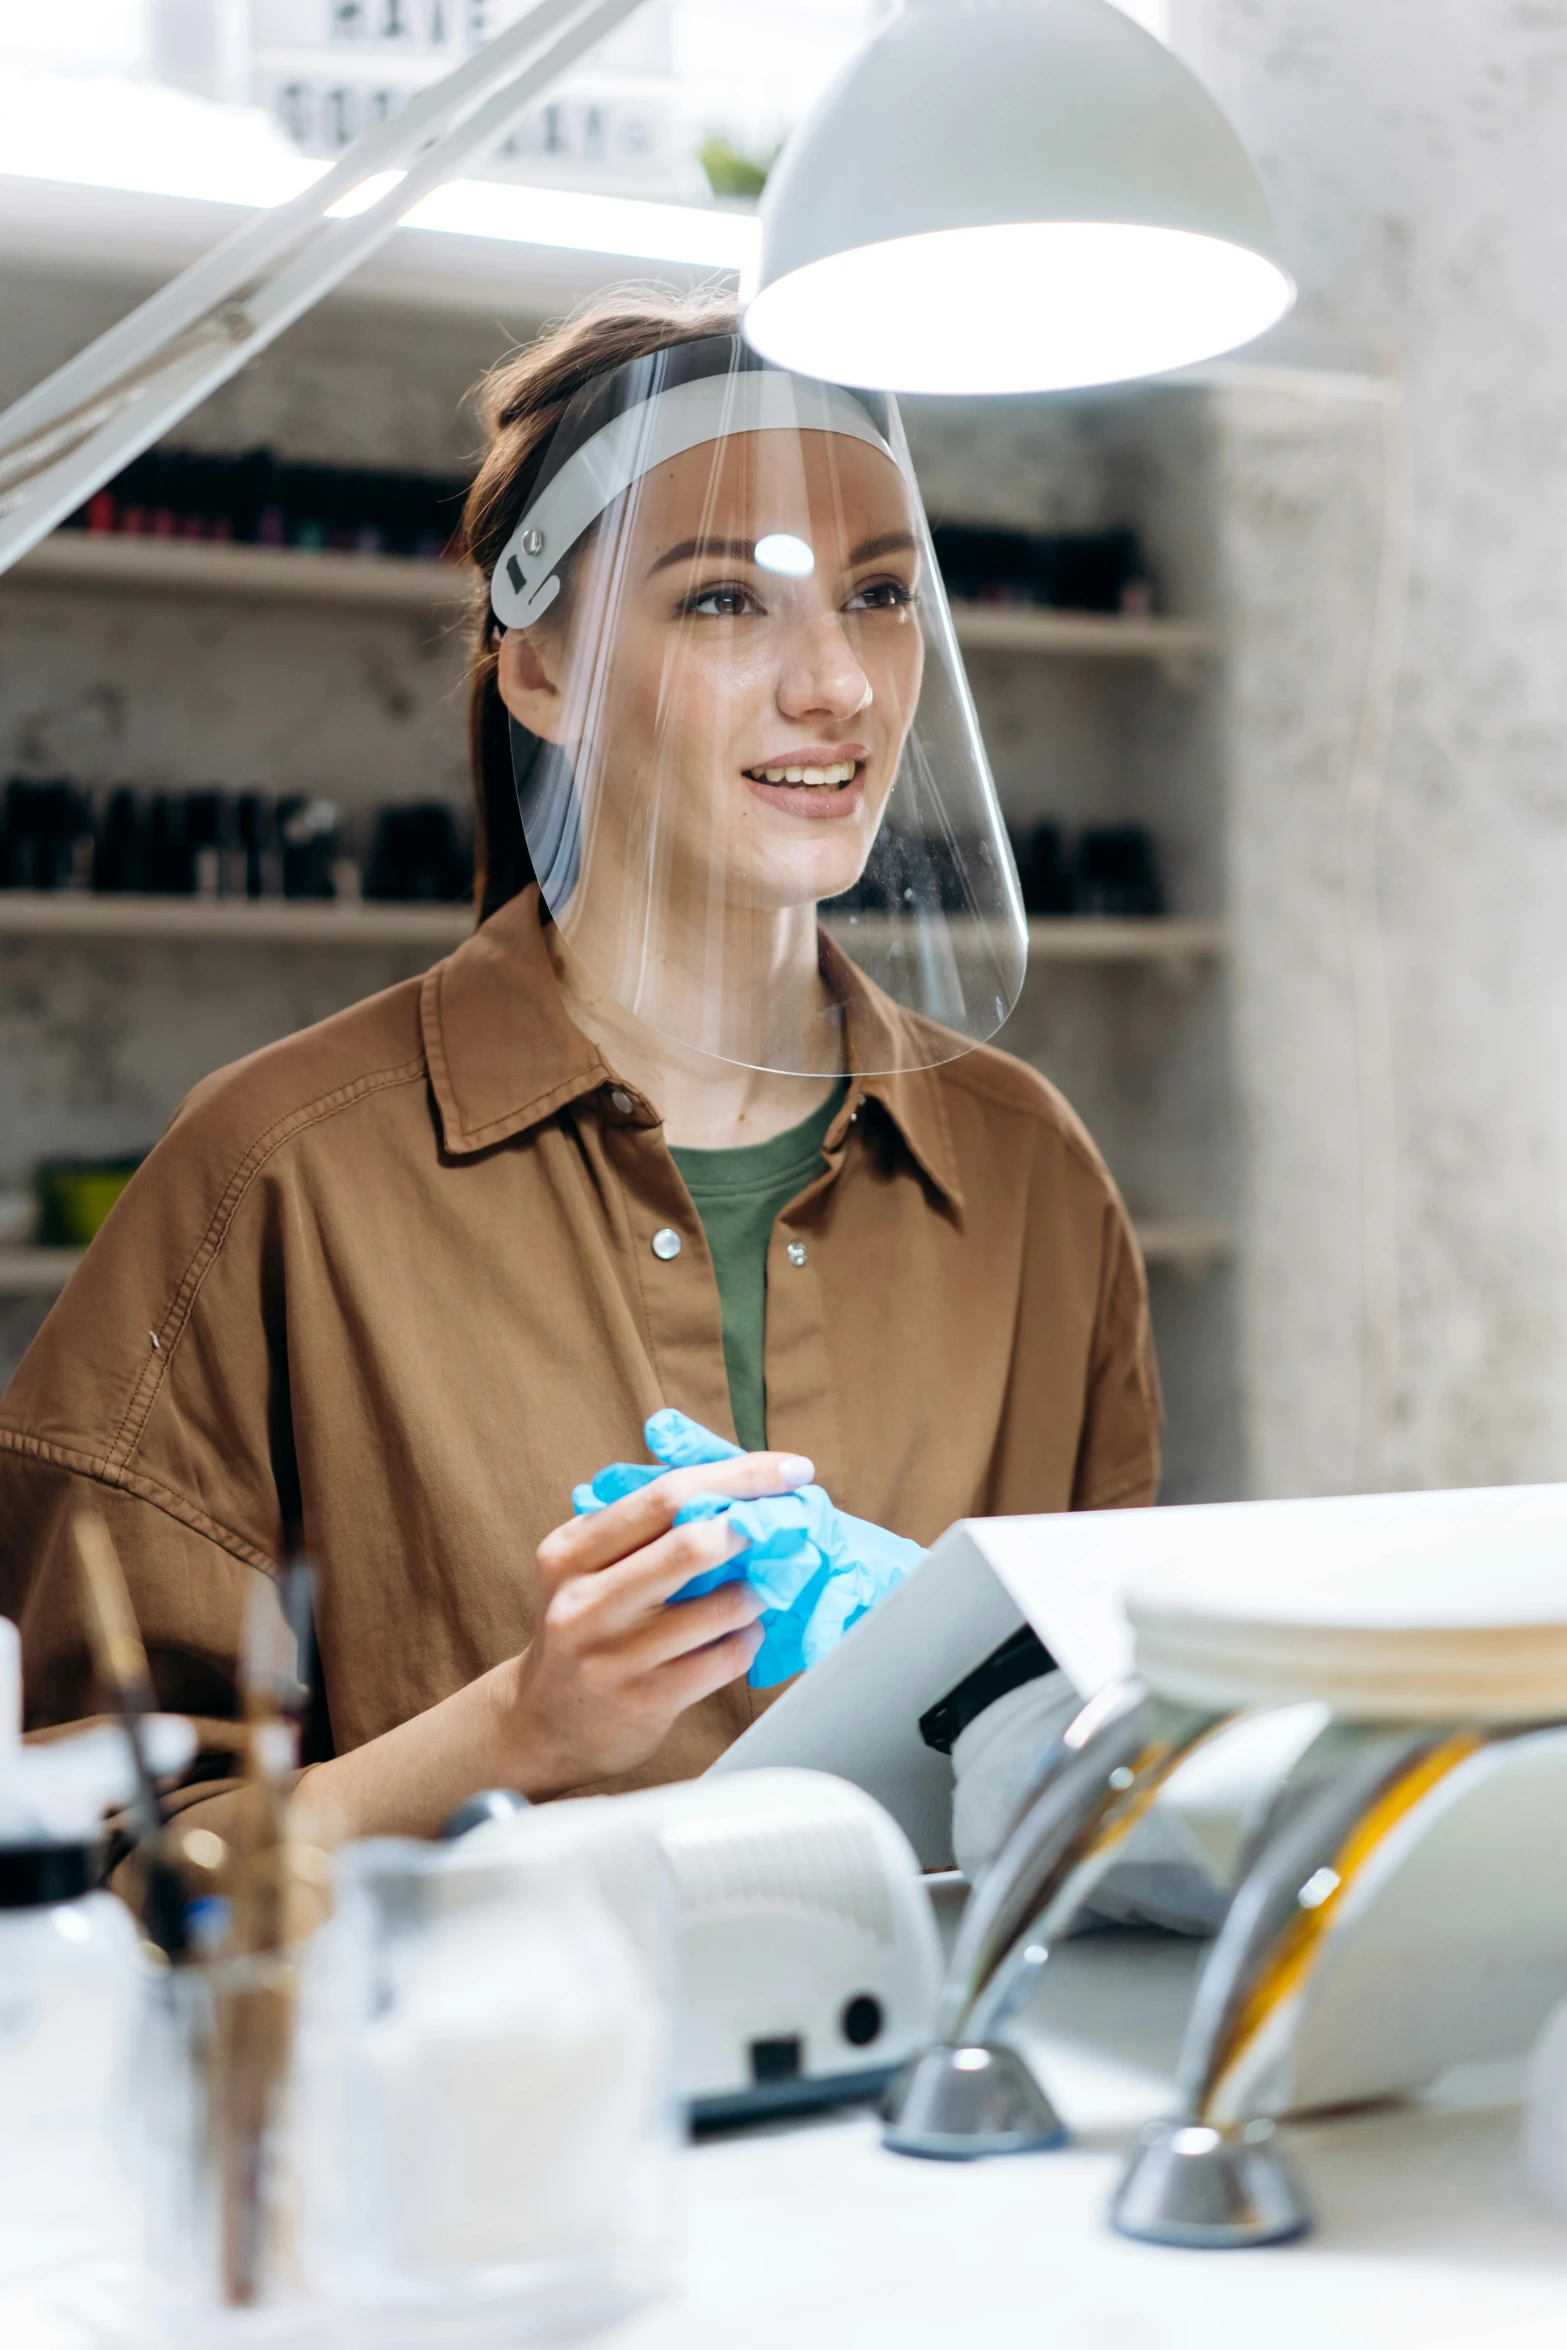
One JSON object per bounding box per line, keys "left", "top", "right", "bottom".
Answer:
{"left": 497, "top": 625, "right": 568, "bottom": 744}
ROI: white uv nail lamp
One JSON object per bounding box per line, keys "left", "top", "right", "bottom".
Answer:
{"left": 461, "top": 1768, "right": 943, "bottom": 2126}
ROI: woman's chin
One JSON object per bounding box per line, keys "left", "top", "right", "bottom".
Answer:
{"left": 739, "top": 847, "right": 872, "bottom": 914}
{"left": 734, "top": 784, "right": 881, "bottom": 910}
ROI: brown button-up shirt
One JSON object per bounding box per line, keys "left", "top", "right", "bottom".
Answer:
{"left": 0, "top": 888, "right": 1159, "bottom": 1807}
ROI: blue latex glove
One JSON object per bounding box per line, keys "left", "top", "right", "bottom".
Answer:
{"left": 572, "top": 1409, "right": 921, "bottom": 1687}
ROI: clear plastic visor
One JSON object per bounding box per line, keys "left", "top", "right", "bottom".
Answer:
{"left": 494, "top": 349, "right": 1024, "bottom": 1076}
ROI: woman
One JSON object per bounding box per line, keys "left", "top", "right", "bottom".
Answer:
{"left": 0, "top": 291, "right": 1160, "bottom": 1845}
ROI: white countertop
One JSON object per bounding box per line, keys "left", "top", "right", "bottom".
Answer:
{"left": 7, "top": 1931, "right": 1566, "bottom": 2349}
{"left": 621, "top": 1933, "right": 1567, "bottom": 2350}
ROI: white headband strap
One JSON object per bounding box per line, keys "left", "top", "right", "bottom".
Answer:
{"left": 489, "top": 370, "right": 895, "bottom": 629}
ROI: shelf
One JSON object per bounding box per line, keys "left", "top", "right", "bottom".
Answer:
{"left": 0, "top": 895, "right": 1222, "bottom": 961}
{"left": 0, "top": 1221, "right": 1235, "bottom": 1298}
{"left": 8, "top": 534, "right": 1215, "bottom": 659}
{"left": 948, "top": 606, "right": 1215, "bottom": 661}
{"left": 0, "top": 894, "right": 473, "bottom": 947}
{"left": 9, "top": 531, "right": 472, "bottom": 614}
{"left": 1025, "top": 917, "right": 1222, "bottom": 962}
{"left": 0, "top": 1248, "right": 83, "bottom": 1299}
{"left": 1135, "top": 1220, "right": 1235, "bottom": 1273}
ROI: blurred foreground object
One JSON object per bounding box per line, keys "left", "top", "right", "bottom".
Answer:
{"left": 1525, "top": 1992, "right": 1567, "bottom": 2218}
{"left": 1112, "top": 1494, "right": 1567, "bottom": 2247}
{"left": 109, "top": 1564, "right": 673, "bottom": 2345}
{"left": 296, "top": 1838, "right": 673, "bottom": 2338}
{"left": 0, "top": 1615, "right": 195, "bottom": 2293}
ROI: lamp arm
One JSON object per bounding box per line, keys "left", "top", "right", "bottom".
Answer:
{"left": 0, "top": 0, "right": 649, "bottom": 576}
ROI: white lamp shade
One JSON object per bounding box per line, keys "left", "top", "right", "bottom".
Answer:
{"left": 744, "top": 0, "right": 1294, "bottom": 396}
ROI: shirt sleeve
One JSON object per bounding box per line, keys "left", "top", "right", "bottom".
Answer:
{"left": 1070, "top": 1192, "right": 1163, "bottom": 1511}
{"left": 0, "top": 1453, "right": 269, "bottom": 1856}
{"left": 0, "top": 1083, "right": 301, "bottom": 1824}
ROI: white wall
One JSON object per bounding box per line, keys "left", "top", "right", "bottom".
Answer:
{"left": 1186, "top": 0, "right": 1567, "bottom": 1493}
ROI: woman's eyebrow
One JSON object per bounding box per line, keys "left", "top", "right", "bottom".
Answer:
{"left": 648, "top": 535, "right": 756, "bottom": 576}
{"left": 647, "top": 527, "right": 920, "bottom": 577}
{"left": 848, "top": 529, "right": 918, "bottom": 564}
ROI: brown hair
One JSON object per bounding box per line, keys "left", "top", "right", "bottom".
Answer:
{"left": 459, "top": 286, "right": 741, "bottom": 922}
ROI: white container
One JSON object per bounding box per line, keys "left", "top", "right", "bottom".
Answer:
{"left": 0, "top": 1190, "right": 36, "bottom": 1247}
{"left": 297, "top": 1837, "right": 675, "bottom": 2346}
{"left": 0, "top": 1620, "right": 146, "bottom": 2290}
{"left": 0, "top": 1619, "right": 203, "bottom": 2298}
{"left": 113, "top": 1828, "right": 676, "bottom": 2349}
{"left": 1524, "top": 1991, "right": 1567, "bottom": 2215}
{"left": 0, "top": 1869, "right": 144, "bottom": 2289}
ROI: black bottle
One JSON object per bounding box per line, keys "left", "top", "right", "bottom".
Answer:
{"left": 235, "top": 793, "right": 284, "bottom": 899}
{"left": 142, "top": 795, "right": 191, "bottom": 895}
{"left": 1008, "top": 820, "right": 1075, "bottom": 916}
{"left": 1074, "top": 825, "right": 1165, "bottom": 918}
{"left": 365, "top": 802, "right": 466, "bottom": 902}
{"left": 95, "top": 789, "right": 143, "bottom": 893}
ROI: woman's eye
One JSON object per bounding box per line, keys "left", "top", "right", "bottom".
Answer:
{"left": 688, "top": 584, "right": 760, "bottom": 618}
{"left": 845, "top": 578, "right": 916, "bottom": 612}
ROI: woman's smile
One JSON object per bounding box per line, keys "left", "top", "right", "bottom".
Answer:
{"left": 743, "top": 744, "right": 868, "bottom": 819}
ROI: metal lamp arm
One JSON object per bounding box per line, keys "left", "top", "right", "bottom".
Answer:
{"left": 0, "top": 0, "right": 649, "bottom": 573}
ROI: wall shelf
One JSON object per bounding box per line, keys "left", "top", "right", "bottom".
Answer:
{"left": 9, "top": 531, "right": 473, "bottom": 615}
{"left": 1134, "top": 1220, "right": 1235, "bottom": 1274}
{"left": 0, "top": 1219, "right": 1235, "bottom": 1298}
{"left": 0, "top": 1248, "right": 84, "bottom": 1299}
{"left": 0, "top": 893, "right": 471, "bottom": 947}
{"left": 948, "top": 605, "right": 1215, "bottom": 661}
{"left": 7, "top": 533, "right": 1216, "bottom": 659}
{"left": 1025, "top": 916, "right": 1222, "bottom": 962}
{"left": 0, "top": 893, "right": 1224, "bottom": 962}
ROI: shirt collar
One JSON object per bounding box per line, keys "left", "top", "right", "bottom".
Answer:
{"left": 422, "top": 887, "right": 966, "bottom": 1211}
{"left": 421, "top": 889, "right": 611, "bottom": 1155}
{"left": 819, "top": 930, "right": 966, "bottom": 1213}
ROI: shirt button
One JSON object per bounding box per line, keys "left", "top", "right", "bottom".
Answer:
{"left": 651, "top": 1227, "right": 682, "bottom": 1261}
{"left": 786, "top": 1241, "right": 808, "bottom": 1267}
{"left": 609, "top": 1088, "right": 635, "bottom": 1116}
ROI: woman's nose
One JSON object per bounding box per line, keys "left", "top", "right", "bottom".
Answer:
{"left": 776, "top": 613, "right": 874, "bottom": 720}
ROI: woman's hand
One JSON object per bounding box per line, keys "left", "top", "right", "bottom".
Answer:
{"left": 497, "top": 1445, "right": 814, "bottom": 1796}
{"left": 292, "top": 1445, "right": 812, "bottom": 1844}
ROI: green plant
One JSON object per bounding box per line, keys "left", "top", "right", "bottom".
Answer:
{"left": 696, "top": 133, "right": 775, "bottom": 201}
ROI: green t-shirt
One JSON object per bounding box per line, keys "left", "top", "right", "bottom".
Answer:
{"left": 670, "top": 1079, "right": 849, "bottom": 1453}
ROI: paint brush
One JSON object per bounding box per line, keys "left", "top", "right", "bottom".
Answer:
{"left": 216, "top": 1562, "right": 317, "bottom": 2306}
{"left": 71, "top": 1510, "right": 188, "bottom": 1960}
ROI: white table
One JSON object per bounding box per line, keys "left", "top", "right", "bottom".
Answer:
{"left": 8, "top": 1933, "right": 1567, "bottom": 2349}
{"left": 622, "top": 1933, "right": 1567, "bottom": 2350}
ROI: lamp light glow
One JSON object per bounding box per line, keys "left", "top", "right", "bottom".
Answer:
{"left": 746, "top": 222, "right": 1291, "bottom": 398}
{"left": 0, "top": 68, "right": 760, "bottom": 272}
{"left": 753, "top": 531, "right": 815, "bottom": 576}
{"left": 746, "top": 0, "right": 1295, "bottom": 395}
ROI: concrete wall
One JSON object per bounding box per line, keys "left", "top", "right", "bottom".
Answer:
{"left": 1178, "top": 0, "right": 1567, "bottom": 1494}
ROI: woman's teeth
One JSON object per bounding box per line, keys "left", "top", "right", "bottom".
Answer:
{"left": 749, "top": 761, "right": 857, "bottom": 789}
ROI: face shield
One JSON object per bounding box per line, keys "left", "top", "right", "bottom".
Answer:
{"left": 490, "top": 336, "right": 1024, "bottom": 1078}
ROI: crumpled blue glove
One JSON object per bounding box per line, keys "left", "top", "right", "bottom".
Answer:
{"left": 572, "top": 1409, "right": 922, "bottom": 1687}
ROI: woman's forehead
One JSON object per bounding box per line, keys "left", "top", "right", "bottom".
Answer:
{"left": 635, "top": 429, "right": 915, "bottom": 549}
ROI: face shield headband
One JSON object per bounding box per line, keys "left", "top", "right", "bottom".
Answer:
{"left": 491, "top": 364, "right": 896, "bottom": 633}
